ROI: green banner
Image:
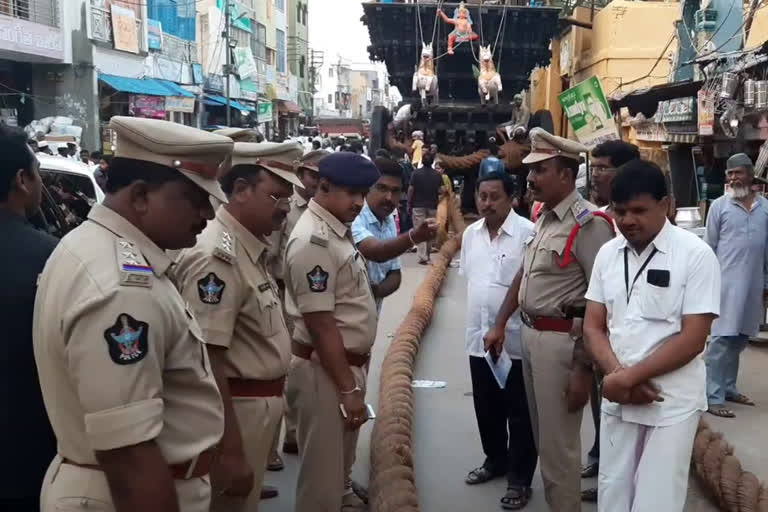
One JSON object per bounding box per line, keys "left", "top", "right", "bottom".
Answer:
{"left": 216, "top": 0, "right": 252, "bottom": 33}
{"left": 558, "top": 76, "right": 618, "bottom": 149}
{"left": 257, "top": 101, "right": 272, "bottom": 124}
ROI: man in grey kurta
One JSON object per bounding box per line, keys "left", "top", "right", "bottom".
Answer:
{"left": 704, "top": 153, "right": 768, "bottom": 418}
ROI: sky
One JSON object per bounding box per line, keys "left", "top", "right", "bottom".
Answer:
{"left": 308, "top": 0, "right": 383, "bottom": 71}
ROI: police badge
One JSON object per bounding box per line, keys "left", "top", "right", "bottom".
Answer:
{"left": 306, "top": 265, "right": 329, "bottom": 292}
{"left": 198, "top": 272, "right": 226, "bottom": 304}
{"left": 103, "top": 314, "right": 149, "bottom": 365}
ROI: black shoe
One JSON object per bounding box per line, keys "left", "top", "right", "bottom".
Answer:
{"left": 581, "top": 462, "right": 599, "bottom": 478}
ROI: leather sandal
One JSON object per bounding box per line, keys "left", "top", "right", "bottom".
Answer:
{"left": 726, "top": 393, "right": 756, "bottom": 406}
{"left": 581, "top": 462, "right": 599, "bottom": 478}
{"left": 465, "top": 466, "right": 502, "bottom": 485}
{"left": 707, "top": 405, "right": 735, "bottom": 418}
{"left": 501, "top": 486, "right": 532, "bottom": 510}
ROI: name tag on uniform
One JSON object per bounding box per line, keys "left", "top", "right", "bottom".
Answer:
{"left": 258, "top": 282, "right": 271, "bottom": 292}
{"left": 524, "top": 234, "right": 536, "bottom": 246}
{"left": 646, "top": 269, "right": 670, "bottom": 287}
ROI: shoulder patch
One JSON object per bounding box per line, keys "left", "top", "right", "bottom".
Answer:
{"left": 116, "top": 239, "right": 153, "bottom": 288}
{"left": 306, "top": 265, "right": 329, "bottom": 292}
{"left": 258, "top": 282, "right": 271, "bottom": 293}
{"left": 198, "top": 272, "right": 226, "bottom": 304}
{"left": 103, "top": 313, "right": 149, "bottom": 365}
{"left": 570, "top": 200, "right": 594, "bottom": 227}
{"left": 310, "top": 223, "right": 329, "bottom": 247}
{"left": 213, "top": 230, "right": 236, "bottom": 264}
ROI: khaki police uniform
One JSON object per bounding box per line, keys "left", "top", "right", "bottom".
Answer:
{"left": 214, "top": 127, "right": 263, "bottom": 142}
{"left": 285, "top": 198, "right": 378, "bottom": 512}
{"left": 265, "top": 151, "right": 325, "bottom": 455}
{"left": 518, "top": 129, "right": 614, "bottom": 512}
{"left": 33, "top": 116, "right": 232, "bottom": 512}
{"left": 175, "top": 142, "right": 303, "bottom": 512}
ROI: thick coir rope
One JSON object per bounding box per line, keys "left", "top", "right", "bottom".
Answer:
{"left": 368, "top": 233, "right": 464, "bottom": 512}
{"left": 693, "top": 419, "right": 768, "bottom": 511}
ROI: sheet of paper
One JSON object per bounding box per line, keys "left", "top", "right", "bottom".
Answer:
{"left": 485, "top": 349, "right": 512, "bottom": 389}
{"left": 411, "top": 380, "right": 447, "bottom": 388}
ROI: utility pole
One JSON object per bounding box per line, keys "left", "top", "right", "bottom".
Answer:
{"left": 225, "top": 1, "right": 232, "bottom": 126}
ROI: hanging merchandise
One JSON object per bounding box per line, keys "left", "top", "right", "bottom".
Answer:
{"left": 477, "top": 45, "right": 502, "bottom": 105}
{"left": 720, "top": 72, "right": 739, "bottom": 99}
{"left": 412, "top": 42, "right": 439, "bottom": 107}
{"left": 757, "top": 81, "right": 768, "bottom": 110}
{"left": 744, "top": 79, "right": 756, "bottom": 108}
{"left": 437, "top": 2, "right": 478, "bottom": 55}
{"left": 718, "top": 101, "right": 741, "bottom": 138}
{"left": 754, "top": 139, "right": 768, "bottom": 181}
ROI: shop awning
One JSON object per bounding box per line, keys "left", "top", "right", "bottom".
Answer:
{"left": 278, "top": 100, "right": 301, "bottom": 114}
{"left": 203, "top": 94, "right": 256, "bottom": 112}
{"left": 99, "top": 74, "right": 178, "bottom": 97}
{"left": 155, "top": 79, "right": 195, "bottom": 98}
{"left": 608, "top": 80, "right": 704, "bottom": 118}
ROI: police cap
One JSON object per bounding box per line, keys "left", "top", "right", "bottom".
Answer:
{"left": 318, "top": 152, "right": 380, "bottom": 189}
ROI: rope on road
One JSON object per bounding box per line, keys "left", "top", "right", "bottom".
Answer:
{"left": 369, "top": 231, "right": 464, "bottom": 512}
{"left": 692, "top": 419, "right": 768, "bottom": 511}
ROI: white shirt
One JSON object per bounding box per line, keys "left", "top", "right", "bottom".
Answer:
{"left": 460, "top": 210, "right": 534, "bottom": 359}
{"left": 585, "top": 220, "right": 721, "bottom": 427}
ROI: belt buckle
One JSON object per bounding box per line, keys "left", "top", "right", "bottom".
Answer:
{"left": 184, "top": 453, "right": 200, "bottom": 479}
{"left": 521, "top": 311, "right": 534, "bottom": 329}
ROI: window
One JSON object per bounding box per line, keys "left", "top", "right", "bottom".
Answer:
{"left": 252, "top": 22, "right": 267, "bottom": 61}
{"left": 297, "top": 2, "right": 302, "bottom": 23}
{"left": 276, "top": 29, "right": 286, "bottom": 73}
{"left": 329, "top": 67, "right": 334, "bottom": 78}
{"left": 275, "top": 0, "right": 285, "bottom": 12}
{"left": 304, "top": 5, "right": 309, "bottom": 25}
{"left": 328, "top": 94, "right": 333, "bottom": 104}
{"left": 300, "top": 56, "right": 306, "bottom": 78}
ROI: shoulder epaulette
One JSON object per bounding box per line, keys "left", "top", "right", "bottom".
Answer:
{"left": 310, "top": 223, "right": 329, "bottom": 247}
{"left": 115, "top": 239, "right": 153, "bottom": 288}
{"left": 213, "top": 230, "right": 236, "bottom": 264}
{"left": 570, "top": 200, "right": 594, "bottom": 227}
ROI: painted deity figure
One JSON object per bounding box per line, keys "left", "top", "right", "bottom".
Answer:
{"left": 412, "top": 42, "right": 439, "bottom": 107}
{"left": 478, "top": 45, "right": 502, "bottom": 105}
{"left": 438, "top": 2, "right": 479, "bottom": 55}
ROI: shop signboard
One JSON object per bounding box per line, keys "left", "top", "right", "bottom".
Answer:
{"left": 129, "top": 95, "right": 166, "bottom": 119}
{"left": 697, "top": 90, "right": 716, "bottom": 136}
{"left": 205, "top": 74, "right": 224, "bottom": 94}
{"left": 233, "top": 47, "right": 257, "bottom": 80}
{"left": 659, "top": 97, "right": 696, "bottom": 123}
{"left": 147, "top": 19, "right": 163, "bottom": 50}
{"left": 558, "top": 76, "right": 618, "bottom": 149}
{"left": 111, "top": 5, "right": 139, "bottom": 54}
{"left": 257, "top": 101, "right": 273, "bottom": 124}
{"left": 193, "top": 63, "right": 204, "bottom": 85}
{"left": 0, "top": 14, "right": 64, "bottom": 60}
{"left": 165, "top": 96, "right": 196, "bottom": 113}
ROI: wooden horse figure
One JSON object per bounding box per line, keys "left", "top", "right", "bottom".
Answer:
{"left": 478, "top": 45, "right": 502, "bottom": 106}
{"left": 412, "top": 42, "right": 439, "bottom": 108}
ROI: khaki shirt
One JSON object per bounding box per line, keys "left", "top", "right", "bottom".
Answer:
{"left": 519, "top": 190, "right": 614, "bottom": 318}
{"left": 175, "top": 207, "right": 291, "bottom": 380}
{"left": 285, "top": 199, "right": 378, "bottom": 354}
{"left": 266, "top": 189, "right": 310, "bottom": 281}
{"left": 33, "top": 205, "right": 223, "bottom": 465}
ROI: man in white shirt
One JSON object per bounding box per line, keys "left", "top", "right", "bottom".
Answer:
{"left": 460, "top": 171, "right": 538, "bottom": 510}
{"left": 583, "top": 160, "right": 720, "bottom": 512}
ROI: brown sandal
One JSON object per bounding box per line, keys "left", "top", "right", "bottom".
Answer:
{"left": 501, "top": 486, "right": 532, "bottom": 510}
{"left": 726, "top": 393, "right": 756, "bottom": 406}
{"left": 707, "top": 405, "right": 735, "bottom": 418}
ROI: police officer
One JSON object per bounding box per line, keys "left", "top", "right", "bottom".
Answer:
{"left": 484, "top": 128, "right": 614, "bottom": 512}
{"left": 265, "top": 149, "right": 324, "bottom": 465}
{"left": 0, "top": 125, "right": 58, "bottom": 511}
{"left": 214, "top": 128, "right": 264, "bottom": 143}
{"left": 175, "top": 141, "right": 303, "bottom": 511}
{"left": 33, "top": 117, "right": 230, "bottom": 512}
{"left": 284, "top": 152, "right": 380, "bottom": 512}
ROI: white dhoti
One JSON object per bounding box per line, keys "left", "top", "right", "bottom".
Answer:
{"left": 597, "top": 411, "right": 700, "bottom": 512}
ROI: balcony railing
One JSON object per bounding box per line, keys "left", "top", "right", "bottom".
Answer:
{"left": 0, "top": 0, "right": 60, "bottom": 28}
{"left": 91, "top": 4, "right": 145, "bottom": 52}
{"left": 153, "top": 32, "right": 198, "bottom": 63}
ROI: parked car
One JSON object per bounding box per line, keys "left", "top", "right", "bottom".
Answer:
{"left": 37, "top": 155, "right": 102, "bottom": 230}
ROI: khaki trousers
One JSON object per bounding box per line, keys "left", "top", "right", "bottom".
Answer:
{"left": 286, "top": 357, "right": 367, "bottom": 512}
{"left": 212, "top": 395, "right": 283, "bottom": 512}
{"left": 40, "top": 455, "right": 211, "bottom": 512}
{"left": 411, "top": 207, "right": 436, "bottom": 261}
{"left": 269, "top": 363, "right": 299, "bottom": 456}
{"left": 521, "top": 325, "right": 583, "bottom": 512}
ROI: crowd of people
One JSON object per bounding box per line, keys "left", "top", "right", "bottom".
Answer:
{"left": 1, "top": 115, "right": 764, "bottom": 512}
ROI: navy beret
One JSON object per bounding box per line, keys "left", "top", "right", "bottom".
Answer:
{"left": 318, "top": 152, "right": 381, "bottom": 188}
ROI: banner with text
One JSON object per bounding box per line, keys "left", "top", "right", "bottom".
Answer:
{"left": 111, "top": 5, "right": 139, "bottom": 54}
{"left": 558, "top": 76, "right": 619, "bottom": 149}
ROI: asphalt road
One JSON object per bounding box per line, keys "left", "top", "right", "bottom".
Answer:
{"left": 263, "top": 253, "right": 728, "bottom": 512}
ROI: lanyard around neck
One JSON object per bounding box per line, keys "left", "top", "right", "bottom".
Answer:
{"left": 624, "top": 246, "right": 658, "bottom": 304}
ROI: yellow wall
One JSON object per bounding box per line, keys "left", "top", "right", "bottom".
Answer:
{"left": 528, "top": 0, "right": 679, "bottom": 137}
{"left": 746, "top": 4, "right": 768, "bottom": 48}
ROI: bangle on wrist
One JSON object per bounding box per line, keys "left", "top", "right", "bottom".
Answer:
{"left": 408, "top": 229, "right": 417, "bottom": 246}
{"left": 340, "top": 384, "right": 361, "bottom": 395}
